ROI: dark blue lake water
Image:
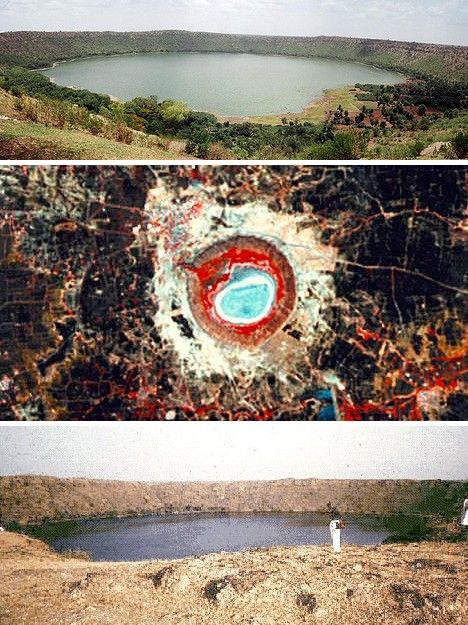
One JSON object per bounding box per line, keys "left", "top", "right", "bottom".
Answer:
{"left": 47, "top": 513, "right": 389, "bottom": 561}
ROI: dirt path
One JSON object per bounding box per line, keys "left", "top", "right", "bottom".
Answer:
{"left": 1, "top": 532, "right": 466, "bottom": 625}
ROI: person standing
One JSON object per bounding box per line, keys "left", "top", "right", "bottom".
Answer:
{"left": 329, "top": 518, "right": 343, "bottom": 552}
{"left": 460, "top": 498, "right": 468, "bottom": 526}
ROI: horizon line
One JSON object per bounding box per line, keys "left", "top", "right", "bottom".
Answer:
{"left": 2, "top": 473, "right": 465, "bottom": 484}
{"left": 0, "top": 29, "right": 466, "bottom": 48}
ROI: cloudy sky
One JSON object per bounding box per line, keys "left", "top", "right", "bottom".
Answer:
{"left": 1, "top": 424, "right": 467, "bottom": 481}
{"left": 0, "top": 0, "right": 467, "bottom": 45}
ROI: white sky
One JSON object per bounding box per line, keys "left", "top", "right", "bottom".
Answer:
{"left": 0, "top": 424, "right": 467, "bottom": 481}
{"left": 0, "top": 1, "right": 467, "bottom": 46}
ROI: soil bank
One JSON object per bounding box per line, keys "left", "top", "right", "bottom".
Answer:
{"left": 1, "top": 531, "right": 466, "bottom": 625}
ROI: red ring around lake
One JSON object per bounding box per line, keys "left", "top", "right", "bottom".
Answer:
{"left": 186, "top": 236, "right": 297, "bottom": 347}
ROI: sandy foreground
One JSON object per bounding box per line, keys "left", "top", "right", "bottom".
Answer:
{"left": 1, "top": 532, "right": 467, "bottom": 625}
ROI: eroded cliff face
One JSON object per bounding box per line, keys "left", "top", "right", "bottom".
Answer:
{"left": 0, "top": 475, "right": 465, "bottom": 525}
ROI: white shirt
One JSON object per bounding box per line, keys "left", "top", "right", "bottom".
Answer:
{"left": 461, "top": 498, "right": 468, "bottom": 526}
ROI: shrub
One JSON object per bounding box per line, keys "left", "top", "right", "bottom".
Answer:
{"left": 417, "top": 104, "right": 427, "bottom": 116}
{"left": 407, "top": 140, "right": 425, "bottom": 158}
{"left": 186, "top": 129, "right": 211, "bottom": 158}
{"left": 303, "top": 130, "right": 367, "bottom": 159}
{"left": 147, "top": 566, "right": 173, "bottom": 588}
{"left": 204, "top": 577, "right": 231, "bottom": 602}
{"left": 296, "top": 592, "right": 317, "bottom": 613}
{"left": 159, "top": 100, "right": 190, "bottom": 126}
{"left": 111, "top": 123, "right": 134, "bottom": 144}
{"left": 383, "top": 514, "right": 430, "bottom": 542}
{"left": 84, "top": 115, "right": 105, "bottom": 135}
{"left": 450, "top": 131, "right": 468, "bottom": 158}
{"left": 62, "top": 549, "right": 92, "bottom": 561}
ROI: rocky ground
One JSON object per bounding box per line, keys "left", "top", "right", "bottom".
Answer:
{"left": 1, "top": 531, "right": 466, "bottom": 625}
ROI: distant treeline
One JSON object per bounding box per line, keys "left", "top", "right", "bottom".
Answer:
{"left": 357, "top": 79, "right": 468, "bottom": 116}
{"left": 334, "top": 79, "right": 468, "bottom": 131}
{"left": 0, "top": 30, "right": 467, "bottom": 83}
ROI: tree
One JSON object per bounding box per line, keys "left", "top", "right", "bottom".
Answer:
{"left": 450, "top": 131, "right": 468, "bottom": 158}
{"left": 417, "top": 104, "right": 427, "bottom": 116}
{"left": 186, "top": 128, "right": 211, "bottom": 158}
{"left": 159, "top": 100, "right": 190, "bottom": 126}
{"left": 124, "top": 97, "right": 159, "bottom": 119}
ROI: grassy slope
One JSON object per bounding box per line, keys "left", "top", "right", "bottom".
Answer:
{"left": 1, "top": 532, "right": 467, "bottom": 625}
{"left": 0, "top": 31, "right": 467, "bottom": 82}
{"left": 0, "top": 120, "right": 186, "bottom": 159}
{"left": 0, "top": 88, "right": 187, "bottom": 159}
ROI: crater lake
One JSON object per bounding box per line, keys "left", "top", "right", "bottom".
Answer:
{"left": 37, "top": 512, "right": 390, "bottom": 561}
{"left": 41, "top": 52, "right": 403, "bottom": 117}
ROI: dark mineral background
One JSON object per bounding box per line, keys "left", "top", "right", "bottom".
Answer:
{"left": 0, "top": 165, "right": 466, "bottom": 420}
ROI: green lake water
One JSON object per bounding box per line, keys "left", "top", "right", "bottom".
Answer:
{"left": 41, "top": 52, "right": 403, "bottom": 116}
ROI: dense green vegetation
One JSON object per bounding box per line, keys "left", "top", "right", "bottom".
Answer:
{"left": 122, "top": 100, "right": 335, "bottom": 159}
{"left": 351, "top": 78, "right": 468, "bottom": 129}
{"left": 383, "top": 482, "right": 467, "bottom": 543}
{"left": 0, "top": 66, "right": 111, "bottom": 111}
{"left": 5, "top": 519, "right": 79, "bottom": 539}
{"left": 322, "top": 77, "right": 468, "bottom": 158}
{"left": 1, "top": 31, "right": 467, "bottom": 82}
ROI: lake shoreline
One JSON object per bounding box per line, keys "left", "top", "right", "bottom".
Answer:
{"left": 10, "top": 508, "right": 387, "bottom": 528}
{"left": 218, "top": 85, "right": 368, "bottom": 124}
{"left": 2, "top": 531, "right": 466, "bottom": 625}
{"left": 35, "top": 48, "right": 407, "bottom": 77}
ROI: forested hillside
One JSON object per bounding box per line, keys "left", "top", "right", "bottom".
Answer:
{"left": 0, "top": 31, "right": 467, "bottom": 82}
